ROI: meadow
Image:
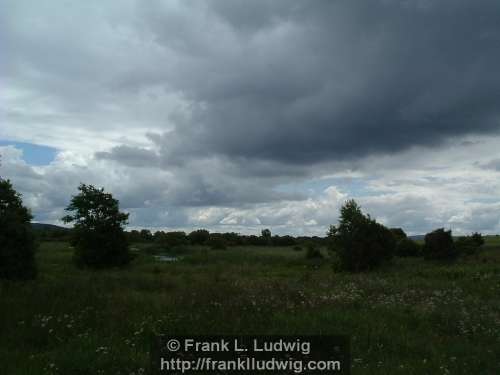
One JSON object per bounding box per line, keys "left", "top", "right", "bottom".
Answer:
{"left": 1, "top": 238, "right": 499, "bottom": 374}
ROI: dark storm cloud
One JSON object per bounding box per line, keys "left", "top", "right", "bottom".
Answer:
{"left": 95, "top": 145, "right": 160, "bottom": 168}
{"left": 127, "top": 0, "right": 500, "bottom": 166}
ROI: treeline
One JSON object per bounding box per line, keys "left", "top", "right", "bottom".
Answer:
{"left": 125, "top": 228, "right": 327, "bottom": 248}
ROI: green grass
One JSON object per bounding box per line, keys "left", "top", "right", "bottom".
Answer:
{"left": 1, "top": 240, "right": 499, "bottom": 374}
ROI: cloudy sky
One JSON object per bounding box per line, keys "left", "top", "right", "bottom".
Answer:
{"left": 2, "top": 0, "right": 500, "bottom": 236}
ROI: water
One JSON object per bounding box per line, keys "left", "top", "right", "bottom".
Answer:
{"left": 154, "top": 255, "right": 180, "bottom": 262}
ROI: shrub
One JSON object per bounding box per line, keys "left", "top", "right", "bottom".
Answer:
{"left": 305, "top": 244, "right": 323, "bottom": 259}
{"left": 455, "top": 236, "right": 480, "bottom": 256}
{"left": 471, "top": 232, "right": 485, "bottom": 247}
{"left": 62, "top": 184, "right": 131, "bottom": 268}
{"left": 330, "top": 200, "right": 396, "bottom": 272}
{"left": 188, "top": 229, "right": 210, "bottom": 245}
{"left": 395, "top": 238, "right": 421, "bottom": 257}
{"left": 293, "top": 245, "right": 302, "bottom": 251}
{"left": 423, "top": 228, "right": 457, "bottom": 261}
{"left": 208, "top": 234, "right": 227, "bottom": 250}
{"left": 0, "top": 179, "right": 37, "bottom": 280}
{"left": 390, "top": 228, "right": 407, "bottom": 242}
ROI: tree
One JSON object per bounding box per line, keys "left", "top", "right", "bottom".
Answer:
{"left": 329, "top": 200, "right": 395, "bottom": 272}
{"left": 423, "top": 228, "right": 457, "bottom": 261}
{"left": 62, "top": 184, "right": 130, "bottom": 268}
{"left": 261, "top": 228, "right": 272, "bottom": 245}
{"left": 140, "top": 229, "right": 153, "bottom": 242}
{"left": 188, "top": 229, "right": 210, "bottom": 245}
{"left": 0, "top": 178, "right": 37, "bottom": 279}
{"left": 390, "top": 228, "right": 407, "bottom": 242}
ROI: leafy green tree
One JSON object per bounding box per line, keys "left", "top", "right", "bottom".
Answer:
{"left": 261, "top": 228, "right": 272, "bottom": 245}
{"left": 329, "top": 200, "right": 395, "bottom": 272}
{"left": 140, "top": 229, "right": 153, "bottom": 242}
{"left": 0, "top": 178, "right": 37, "bottom": 279}
{"left": 62, "top": 184, "right": 130, "bottom": 268}
{"left": 188, "top": 229, "right": 210, "bottom": 245}
{"left": 390, "top": 228, "right": 407, "bottom": 242}
{"left": 423, "top": 228, "right": 457, "bottom": 261}
{"left": 156, "top": 231, "right": 188, "bottom": 247}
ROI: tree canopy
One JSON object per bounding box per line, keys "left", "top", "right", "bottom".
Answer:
{"left": 0, "top": 178, "right": 37, "bottom": 279}
{"left": 63, "top": 184, "right": 130, "bottom": 268}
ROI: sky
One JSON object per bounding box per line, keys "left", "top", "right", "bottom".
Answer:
{"left": 1, "top": 0, "right": 500, "bottom": 236}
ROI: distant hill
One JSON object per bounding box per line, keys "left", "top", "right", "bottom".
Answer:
{"left": 31, "top": 223, "right": 70, "bottom": 232}
{"left": 409, "top": 235, "right": 425, "bottom": 241}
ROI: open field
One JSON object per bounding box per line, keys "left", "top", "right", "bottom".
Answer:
{"left": 1, "top": 239, "right": 499, "bottom": 374}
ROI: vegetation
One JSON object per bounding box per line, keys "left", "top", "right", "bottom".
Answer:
{"left": 396, "top": 238, "right": 421, "bottom": 257}
{"left": 62, "top": 184, "right": 130, "bottom": 268}
{"left": 0, "top": 239, "right": 499, "bottom": 374}
{"left": 305, "top": 244, "right": 323, "bottom": 259}
{"left": 328, "top": 200, "right": 396, "bottom": 272}
{"left": 2, "top": 184, "right": 499, "bottom": 373}
{"left": 0, "top": 178, "right": 37, "bottom": 280}
{"left": 423, "top": 228, "right": 457, "bottom": 261}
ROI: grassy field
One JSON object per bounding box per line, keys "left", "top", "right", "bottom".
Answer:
{"left": 1, "top": 239, "right": 499, "bottom": 374}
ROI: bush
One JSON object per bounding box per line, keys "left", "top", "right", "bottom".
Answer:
{"left": 305, "top": 244, "right": 323, "bottom": 259}
{"left": 208, "top": 234, "right": 227, "bottom": 250}
{"left": 390, "top": 228, "right": 407, "bottom": 242}
{"left": 0, "top": 179, "right": 37, "bottom": 280}
{"left": 63, "top": 184, "right": 131, "bottom": 268}
{"left": 188, "top": 229, "right": 210, "bottom": 245}
{"left": 423, "top": 228, "right": 457, "bottom": 261}
{"left": 330, "top": 200, "right": 396, "bottom": 272}
{"left": 455, "top": 236, "right": 480, "bottom": 256}
{"left": 471, "top": 232, "right": 485, "bottom": 247}
{"left": 396, "top": 238, "right": 421, "bottom": 257}
{"left": 293, "top": 245, "right": 302, "bottom": 251}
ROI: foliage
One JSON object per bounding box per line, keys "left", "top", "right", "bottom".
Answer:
{"left": 395, "top": 238, "right": 421, "bottom": 257}
{"left": 305, "top": 244, "right": 323, "bottom": 259}
{"left": 0, "top": 178, "right": 37, "bottom": 279}
{"left": 188, "top": 229, "right": 210, "bottom": 245}
{"left": 455, "top": 234, "right": 483, "bottom": 256}
{"left": 154, "top": 231, "right": 188, "bottom": 248}
{"left": 261, "top": 228, "right": 272, "bottom": 245}
{"left": 390, "top": 228, "right": 407, "bottom": 242}
{"left": 329, "top": 200, "right": 396, "bottom": 272}
{"left": 62, "top": 184, "right": 130, "bottom": 268}
{"left": 423, "top": 228, "right": 457, "bottom": 261}
{"left": 471, "top": 232, "right": 485, "bottom": 247}
{"left": 207, "top": 233, "right": 228, "bottom": 250}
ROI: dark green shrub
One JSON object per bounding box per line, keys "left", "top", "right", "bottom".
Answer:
{"left": 423, "top": 228, "right": 457, "bottom": 261}
{"left": 208, "top": 234, "right": 227, "bottom": 250}
{"left": 471, "top": 232, "right": 485, "bottom": 247}
{"left": 305, "top": 244, "right": 323, "bottom": 259}
{"left": 63, "top": 184, "right": 131, "bottom": 268}
{"left": 396, "top": 238, "right": 421, "bottom": 257}
{"left": 293, "top": 245, "right": 302, "bottom": 251}
{"left": 188, "top": 229, "right": 210, "bottom": 245}
{"left": 329, "top": 200, "right": 396, "bottom": 272}
{"left": 0, "top": 179, "right": 37, "bottom": 280}
{"left": 455, "top": 236, "right": 479, "bottom": 256}
{"left": 390, "top": 227, "right": 407, "bottom": 242}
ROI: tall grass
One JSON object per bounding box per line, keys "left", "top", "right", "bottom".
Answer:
{"left": 0, "top": 240, "right": 499, "bottom": 374}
